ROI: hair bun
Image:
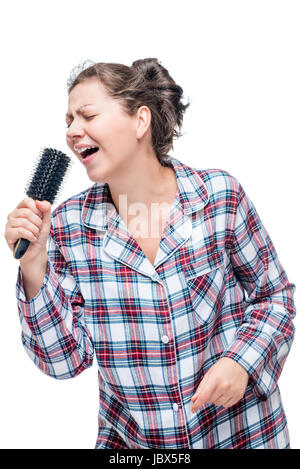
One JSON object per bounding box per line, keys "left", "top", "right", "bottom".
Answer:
{"left": 131, "top": 58, "right": 165, "bottom": 84}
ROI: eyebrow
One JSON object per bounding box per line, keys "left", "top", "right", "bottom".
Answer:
{"left": 65, "top": 104, "right": 94, "bottom": 120}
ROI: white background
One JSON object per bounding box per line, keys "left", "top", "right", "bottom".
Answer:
{"left": 0, "top": 0, "right": 299, "bottom": 449}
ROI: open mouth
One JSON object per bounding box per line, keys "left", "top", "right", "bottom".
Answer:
{"left": 81, "top": 146, "right": 99, "bottom": 159}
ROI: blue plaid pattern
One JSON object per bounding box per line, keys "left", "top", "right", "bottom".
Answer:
{"left": 16, "top": 156, "right": 296, "bottom": 449}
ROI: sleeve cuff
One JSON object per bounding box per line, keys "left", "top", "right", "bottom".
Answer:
{"left": 221, "top": 343, "right": 269, "bottom": 401}
{"left": 16, "top": 260, "right": 51, "bottom": 305}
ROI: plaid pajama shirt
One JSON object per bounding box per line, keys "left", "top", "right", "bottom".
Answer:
{"left": 16, "top": 156, "right": 296, "bottom": 449}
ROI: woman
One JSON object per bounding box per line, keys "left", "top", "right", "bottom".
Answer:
{"left": 5, "top": 58, "right": 296, "bottom": 449}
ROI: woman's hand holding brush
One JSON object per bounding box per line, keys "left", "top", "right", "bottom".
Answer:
{"left": 5, "top": 197, "right": 51, "bottom": 264}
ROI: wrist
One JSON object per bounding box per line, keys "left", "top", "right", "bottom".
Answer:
{"left": 20, "top": 250, "right": 48, "bottom": 272}
{"left": 19, "top": 250, "right": 48, "bottom": 301}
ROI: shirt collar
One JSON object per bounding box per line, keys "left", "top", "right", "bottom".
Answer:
{"left": 81, "top": 156, "right": 210, "bottom": 231}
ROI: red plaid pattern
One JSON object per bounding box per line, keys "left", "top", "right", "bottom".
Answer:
{"left": 16, "top": 157, "right": 296, "bottom": 448}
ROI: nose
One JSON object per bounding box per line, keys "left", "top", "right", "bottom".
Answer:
{"left": 66, "top": 121, "right": 85, "bottom": 147}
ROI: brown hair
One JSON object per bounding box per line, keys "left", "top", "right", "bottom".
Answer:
{"left": 67, "top": 58, "right": 190, "bottom": 167}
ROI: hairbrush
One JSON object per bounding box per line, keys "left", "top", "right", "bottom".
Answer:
{"left": 13, "top": 147, "right": 72, "bottom": 260}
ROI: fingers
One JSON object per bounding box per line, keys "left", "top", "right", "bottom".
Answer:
{"left": 191, "top": 358, "right": 249, "bottom": 413}
{"left": 5, "top": 197, "right": 45, "bottom": 252}
{"left": 211, "top": 394, "right": 227, "bottom": 407}
{"left": 191, "top": 390, "right": 237, "bottom": 413}
{"left": 191, "top": 375, "right": 218, "bottom": 412}
{"left": 16, "top": 197, "right": 43, "bottom": 217}
{"left": 13, "top": 197, "right": 43, "bottom": 229}
{"left": 8, "top": 224, "right": 39, "bottom": 242}
{"left": 11, "top": 208, "right": 43, "bottom": 232}
{"left": 191, "top": 389, "right": 223, "bottom": 413}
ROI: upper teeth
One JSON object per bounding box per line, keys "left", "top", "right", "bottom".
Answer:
{"left": 75, "top": 145, "right": 98, "bottom": 154}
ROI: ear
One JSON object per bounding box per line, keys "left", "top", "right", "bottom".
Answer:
{"left": 136, "top": 106, "right": 151, "bottom": 140}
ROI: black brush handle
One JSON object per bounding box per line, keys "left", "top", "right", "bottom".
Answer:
{"left": 13, "top": 238, "right": 30, "bottom": 259}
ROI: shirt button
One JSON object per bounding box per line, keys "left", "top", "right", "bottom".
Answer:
{"left": 173, "top": 403, "right": 179, "bottom": 412}
{"left": 161, "top": 335, "right": 170, "bottom": 344}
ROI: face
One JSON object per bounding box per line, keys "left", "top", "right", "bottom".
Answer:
{"left": 66, "top": 77, "right": 149, "bottom": 183}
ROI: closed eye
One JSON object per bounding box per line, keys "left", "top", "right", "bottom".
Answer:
{"left": 66, "top": 115, "right": 96, "bottom": 128}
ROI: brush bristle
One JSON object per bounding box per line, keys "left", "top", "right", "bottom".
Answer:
{"left": 25, "top": 148, "right": 72, "bottom": 204}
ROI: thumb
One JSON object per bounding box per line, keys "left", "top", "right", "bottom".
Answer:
{"left": 35, "top": 200, "right": 52, "bottom": 227}
{"left": 35, "top": 200, "right": 51, "bottom": 212}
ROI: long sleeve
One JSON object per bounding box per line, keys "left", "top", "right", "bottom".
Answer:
{"left": 15, "top": 226, "right": 94, "bottom": 380}
{"left": 222, "top": 182, "right": 296, "bottom": 400}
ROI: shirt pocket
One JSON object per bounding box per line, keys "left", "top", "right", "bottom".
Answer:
{"left": 183, "top": 250, "right": 226, "bottom": 326}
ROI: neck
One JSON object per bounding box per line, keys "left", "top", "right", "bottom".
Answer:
{"left": 107, "top": 151, "right": 177, "bottom": 215}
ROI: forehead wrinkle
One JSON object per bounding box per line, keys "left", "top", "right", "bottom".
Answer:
{"left": 65, "top": 103, "right": 94, "bottom": 119}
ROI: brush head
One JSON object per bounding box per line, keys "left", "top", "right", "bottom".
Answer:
{"left": 25, "top": 148, "right": 72, "bottom": 204}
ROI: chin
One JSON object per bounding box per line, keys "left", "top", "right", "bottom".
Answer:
{"left": 87, "top": 169, "right": 108, "bottom": 184}
{"left": 89, "top": 174, "right": 105, "bottom": 183}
